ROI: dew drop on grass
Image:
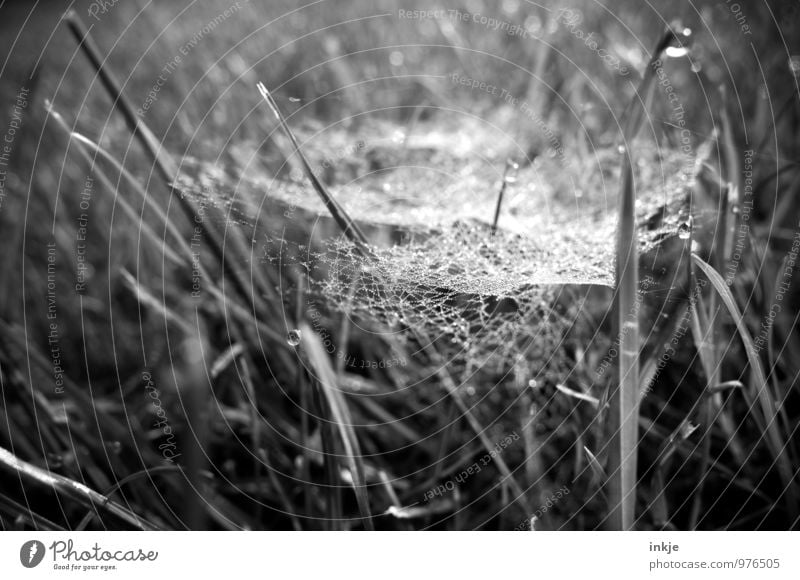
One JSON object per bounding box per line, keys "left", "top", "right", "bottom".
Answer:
{"left": 665, "top": 45, "right": 690, "bottom": 58}
{"left": 677, "top": 221, "right": 692, "bottom": 240}
{"left": 287, "top": 329, "right": 302, "bottom": 346}
{"left": 47, "top": 453, "right": 64, "bottom": 469}
{"left": 789, "top": 56, "right": 800, "bottom": 78}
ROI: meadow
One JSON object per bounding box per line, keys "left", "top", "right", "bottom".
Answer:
{"left": 0, "top": 0, "right": 798, "bottom": 531}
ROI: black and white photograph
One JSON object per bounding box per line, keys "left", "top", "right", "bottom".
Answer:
{"left": 0, "top": 0, "right": 799, "bottom": 575}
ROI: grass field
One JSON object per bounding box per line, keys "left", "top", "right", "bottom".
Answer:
{"left": 0, "top": 0, "right": 799, "bottom": 531}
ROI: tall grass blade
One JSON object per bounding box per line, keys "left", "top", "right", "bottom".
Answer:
{"left": 299, "top": 322, "right": 375, "bottom": 530}
{"left": 607, "top": 24, "right": 692, "bottom": 530}
{"left": 64, "top": 11, "right": 177, "bottom": 181}
{"left": 719, "top": 88, "right": 742, "bottom": 265}
{"left": 256, "top": 82, "right": 371, "bottom": 256}
{"left": 491, "top": 159, "right": 518, "bottom": 234}
{"left": 419, "top": 340, "right": 533, "bottom": 516}
{"left": 0, "top": 445, "right": 160, "bottom": 530}
{"left": 692, "top": 254, "right": 799, "bottom": 514}
{"left": 66, "top": 12, "right": 283, "bottom": 327}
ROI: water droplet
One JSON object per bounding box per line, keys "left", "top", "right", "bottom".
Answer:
{"left": 287, "top": 329, "right": 302, "bottom": 346}
{"left": 47, "top": 453, "right": 64, "bottom": 469}
{"left": 528, "top": 379, "right": 540, "bottom": 389}
{"left": 681, "top": 421, "right": 699, "bottom": 439}
{"left": 731, "top": 204, "right": 740, "bottom": 215}
{"left": 665, "top": 46, "right": 690, "bottom": 58}
{"left": 677, "top": 220, "right": 692, "bottom": 240}
{"left": 617, "top": 145, "right": 626, "bottom": 155}
{"left": 389, "top": 50, "right": 404, "bottom": 67}
{"left": 789, "top": 55, "right": 800, "bottom": 78}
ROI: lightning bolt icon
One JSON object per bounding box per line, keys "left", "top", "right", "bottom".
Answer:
{"left": 28, "top": 543, "right": 38, "bottom": 564}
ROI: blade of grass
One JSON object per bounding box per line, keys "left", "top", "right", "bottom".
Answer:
{"left": 491, "top": 159, "right": 518, "bottom": 235}
{"left": 256, "top": 82, "right": 371, "bottom": 256}
{"left": 63, "top": 11, "right": 180, "bottom": 181}
{"left": 65, "top": 12, "right": 283, "bottom": 327}
{"left": 0, "top": 492, "right": 65, "bottom": 531}
{"left": 692, "top": 253, "right": 799, "bottom": 514}
{"left": 0, "top": 445, "right": 159, "bottom": 530}
{"left": 45, "top": 106, "right": 184, "bottom": 266}
{"left": 418, "top": 340, "right": 533, "bottom": 516}
{"left": 75, "top": 465, "right": 182, "bottom": 531}
{"left": 298, "top": 322, "right": 374, "bottom": 530}
{"left": 719, "top": 87, "right": 743, "bottom": 266}
{"left": 607, "top": 24, "right": 692, "bottom": 531}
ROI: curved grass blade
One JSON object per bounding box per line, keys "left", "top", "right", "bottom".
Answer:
{"left": 692, "top": 254, "right": 799, "bottom": 514}
{"left": 298, "top": 322, "right": 375, "bottom": 530}
{"left": 0, "top": 446, "right": 160, "bottom": 530}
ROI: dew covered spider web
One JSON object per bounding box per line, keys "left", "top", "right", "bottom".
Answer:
{"left": 173, "top": 117, "right": 695, "bottom": 374}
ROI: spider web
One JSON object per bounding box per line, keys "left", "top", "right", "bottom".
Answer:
{"left": 172, "top": 119, "right": 694, "bottom": 374}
